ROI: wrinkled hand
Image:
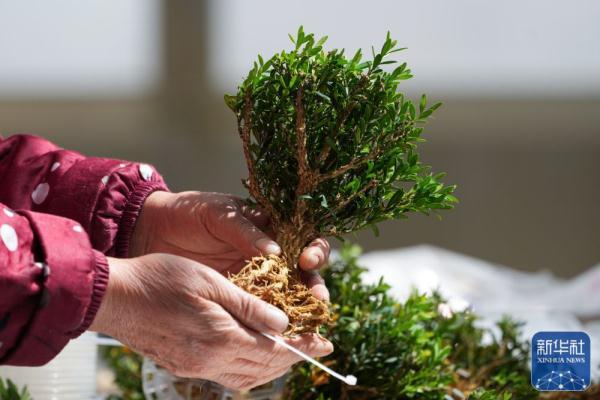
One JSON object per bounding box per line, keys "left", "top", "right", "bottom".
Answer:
{"left": 131, "top": 191, "right": 330, "bottom": 300}
{"left": 91, "top": 255, "right": 333, "bottom": 391}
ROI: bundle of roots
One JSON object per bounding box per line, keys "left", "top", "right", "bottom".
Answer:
{"left": 230, "top": 254, "right": 330, "bottom": 336}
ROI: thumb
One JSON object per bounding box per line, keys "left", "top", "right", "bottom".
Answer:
{"left": 212, "top": 209, "right": 281, "bottom": 258}
{"left": 207, "top": 270, "right": 289, "bottom": 334}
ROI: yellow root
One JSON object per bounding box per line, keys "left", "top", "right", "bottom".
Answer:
{"left": 230, "top": 254, "right": 330, "bottom": 336}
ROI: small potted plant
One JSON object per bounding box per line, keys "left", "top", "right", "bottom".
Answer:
{"left": 226, "top": 26, "right": 456, "bottom": 335}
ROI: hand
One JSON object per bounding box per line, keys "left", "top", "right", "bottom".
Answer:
{"left": 91, "top": 255, "right": 333, "bottom": 391}
{"left": 131, "top": 191, "right": 331, "bottom": 300}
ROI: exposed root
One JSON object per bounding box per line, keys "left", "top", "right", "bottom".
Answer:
{"left": 230, "top": 254, "right": 330, "bottom": 336}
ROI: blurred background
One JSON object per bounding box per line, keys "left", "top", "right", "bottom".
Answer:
{"left": 1, "top": 0, "right": 598, "bottom": 277}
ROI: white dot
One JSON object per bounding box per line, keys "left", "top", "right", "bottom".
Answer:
{"left": 3, "top": 208, "right": 14, "bottom": 218}
{"left": 50, "top": 162, "right": 60, "bottom": 172}
{"left": 536, "top": 385, "right": 539, "bottom": 389}
{"left": 31, "top": 183, "right": 50, "bottom": 205}
{"left": 571, "top": 379, "right": 574, "bottom": 382}
{"left": 101, "top": 175, "right": 109, "bottom": 185}
{"left": 34, "top": 262, "right": 44, "bottom": 269}
{"left": 0, "top": 224, "right": 18, "bottom": 252}
{"left": 73, "top": 225, "right": 83, "bottom": 233}
{"left": 559, "top": 384, "right": 563, "bottom": 389}
{"left": 139, "top": 164, "right": 153, "bottom": 181}
{"left": 559, "top": 373, "right": 563, "bottom": 377}
{"left": 119, "top": 163, "right": 126, "bottom": 168}
{"left": 548, "top": 378, "right": 552, "bottom": 382}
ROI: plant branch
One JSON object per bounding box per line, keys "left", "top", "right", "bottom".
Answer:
{"left": 317, "top": 146, "right": 382, "bottom": 184}
{"left": 317, "top": 75, "right": 369, "bottom": 164}
{"left": 332, "top": 179, "right": 378, "bottom": 215}
{"left": 239, "top": 91, "right": 279, "bottom": 223}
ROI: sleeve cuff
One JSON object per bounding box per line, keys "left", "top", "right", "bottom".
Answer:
{"left": 114, "top": 181, "right": 167, "bottom": 258}
{"left": 4, "top": 211, "right": 101, "bottom": 365}
{"left": 70, "top": 251, "right": 110, "bottom": 337}
{"left": 38, "top": 157, "right": 169, "bottom": 256}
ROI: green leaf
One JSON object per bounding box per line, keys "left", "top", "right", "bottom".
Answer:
{"left": 316, "top": 35, "right": 328, "bottom": 48}
{"left": 223, "top": 94, "right": 237, "bottom": 112}
{"left": 314, "top": 91, "right": 331, "bottom": 102}
{"left": 419, "top": 94, "right": 427, "bottom": 114}
{"left": 320, "top": 194, "right": 329, "bottom": 209}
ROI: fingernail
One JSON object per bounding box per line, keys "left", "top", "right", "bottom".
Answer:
{"left": 314, "top": 286, "right": 330, "bottom": 302}
{"left": 255, "top": 238, "right": 281, "bottom": 255}
{"left": 266, "top": 305, "right": 289, "bottom": 332}
{"left": 309, "top": 254, "right": 320, "bottom": 267}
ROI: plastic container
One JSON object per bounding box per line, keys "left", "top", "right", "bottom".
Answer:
{"left": 0, "top": 331, "right": 98, "bottom": 400}
{"left": 142, "top": 357, "right": 286, "bottom": 400}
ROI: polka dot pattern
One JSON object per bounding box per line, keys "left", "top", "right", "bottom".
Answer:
{"left": 139, "top": 164, "right": 153, "bottom": 181}
{"left": 0, "top": 134, "right": 171, "bottom": 365}
{"left": 31, "top": 183, "right": 50, "bottom": 205}
{"left": 0, "top": 224, "right": 18, "bottom": 252}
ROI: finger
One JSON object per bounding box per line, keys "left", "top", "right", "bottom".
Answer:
{"left": 239, "top": 329, "right": 333, "bottom": 367}
{"left": 212, "top": 372, "right": 257, "bottom": 392}
{"left": 298, "top": 238, "right": 330, "bottom": 271}
{"left": 285, "top": 334, "right": 334, "bottom": 359}
{"left": 301, "top": 270, "right": 330, "bottom": 302}
{"left": 240, "top": 203, "right": 271, "bottom": 229}
{"left": 206, "top": 270, "right": 289, "bottom": 334}
{"left": 231, "top": 324, "right": 311, "bottom": 367}
{"left": 226, "top": 358, "right": 288, "bottom": 377}
{"left": 243, "top": 366, "right": 290, "bottom": 391}
{"left": 213, "top": 208, "right": 281, "bottom": 258}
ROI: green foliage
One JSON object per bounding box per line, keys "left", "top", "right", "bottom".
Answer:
{"left": 99, "top": 245, "right": 597, "bottom": 399}
{"left": 285, "top": 244, "right": 539, "bottom": 399}
{"left": 0, "top": 378, "right": 30, "bottom": 400}
{"left": 100, "top": 345, "right": 145, "bottom": 400}
{"left": 227, "top": 27, "right": 456, "bottom": 247}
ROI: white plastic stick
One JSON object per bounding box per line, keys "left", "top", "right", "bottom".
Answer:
{"left": 96, "top": 337, "right": 123, "bottom": 347}
{"left": 261, "top": 332, "right": 357, "bottom": 386}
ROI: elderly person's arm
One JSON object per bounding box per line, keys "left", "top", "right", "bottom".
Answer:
{"left": 0, "top": 133, "right": 168, "bottom": 257}
{"left": 0, "top": 134, "right": 333, "bottom": 390}
{"left": 0, "top": 207, "right": 331, "bottom": 389}
{"left": 0, "top": 203, "right": 109, "bottom": 366}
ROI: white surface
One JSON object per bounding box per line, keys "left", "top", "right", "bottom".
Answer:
{"left": 0, "top": 332, "right": 98, "bottom": 400}
{"left": 359, "top": 245, "right": 600, "bottom": 379}
{"left": 208, "top": 0, "right": 600, "bottom": 98}
{"left": 0, "top": 0, "right": 162, "bottom": 99}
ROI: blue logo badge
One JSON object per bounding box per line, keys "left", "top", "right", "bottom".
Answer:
{"left": 531, "top": 331, "right": 590, "bottom": 391}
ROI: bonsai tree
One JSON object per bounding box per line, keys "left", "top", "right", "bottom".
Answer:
{"left": 226, "top": 27, "right": 456, "bottom": 335}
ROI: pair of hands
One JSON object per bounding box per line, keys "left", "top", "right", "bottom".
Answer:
{"left": 90, "top": 191, "right": 333, "bottom": 391}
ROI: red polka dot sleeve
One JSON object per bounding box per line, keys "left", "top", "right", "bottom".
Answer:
{"left": 0, "top": 134, "right": 169, "bottom": 256}
{"left": 0, "top": 134, "right": 168, "bottom": 366}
